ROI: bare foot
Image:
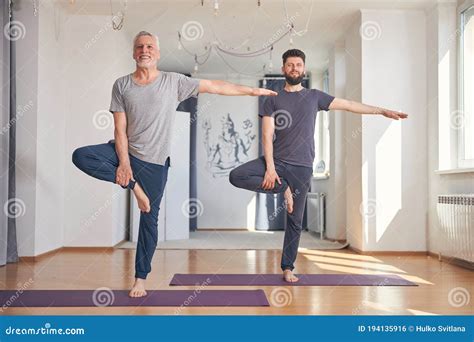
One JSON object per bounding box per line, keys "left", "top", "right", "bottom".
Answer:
{"left": 132, "top": 182, "right": 150, "bottom": 213}
{"left": 283, "top": 269, "right": 299, "bottom": 283}
{"left": 129, "top": 278, "right": 147, "bottom": 298}
{"left": 284, "top": 186, "right": 294, "bottom": 214}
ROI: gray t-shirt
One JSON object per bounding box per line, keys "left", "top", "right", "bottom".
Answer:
{"left": 260, "top": 88, "right": 334, "bottom": 168}
{"left": 109, "top": 71, "right": 200, "bottom": 165}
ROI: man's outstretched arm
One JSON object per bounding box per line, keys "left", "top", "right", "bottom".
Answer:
{"left": 328, "top": 98, "right": 408, "bottom": 120}
{"left": 199, "top": 79, "right": 277, "bottom": 97}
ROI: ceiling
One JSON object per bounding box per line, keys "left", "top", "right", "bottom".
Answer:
{"left": 58, "top": 0, "right": 439, "bottom": 76}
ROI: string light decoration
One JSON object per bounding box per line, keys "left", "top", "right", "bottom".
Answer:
{"left": 110, "top": 0, "right": 127, "bottom": 31}
{"left": 182, "top": 0, "right": 308, "bottom": 75}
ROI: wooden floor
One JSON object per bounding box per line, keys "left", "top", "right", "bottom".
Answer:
{"left": 0, "top": 248, "right": 472, "bottom": 315}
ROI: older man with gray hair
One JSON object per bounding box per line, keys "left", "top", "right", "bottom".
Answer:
{"left": 72, "top": 31, "right": 277, "bottom": 297}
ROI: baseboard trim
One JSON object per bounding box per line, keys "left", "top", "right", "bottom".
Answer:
{"left": 349, "top": 246, "right": 428, "bottom": 256}
{"left": 19, "top": 244, "right": 121, "bottom": 262}
{"left": 196, "top": 228, "right": 256, "bottom": 232}
{"left": 19, "top": 246, "right": 63, "bottom": 262}
{"left": 427, "top": 252, "right": 474, "bottom": 271}
{"left": 322, "top": 237, "right": 348, "bottom": 244}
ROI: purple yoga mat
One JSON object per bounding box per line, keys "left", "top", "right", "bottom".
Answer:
{"left": 170, "top": 274, "right": 418, "bottom": 286}
{"left": 0, "top": 289, "right": 269, "bottom": 307}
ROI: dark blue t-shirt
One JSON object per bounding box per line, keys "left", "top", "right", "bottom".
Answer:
{"left": 259, "top": 88, "right": 335, "bottom": 168}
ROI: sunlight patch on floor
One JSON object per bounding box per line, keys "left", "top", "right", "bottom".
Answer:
{"left": 310, "top": 262, "right": 433, "bottom": 285}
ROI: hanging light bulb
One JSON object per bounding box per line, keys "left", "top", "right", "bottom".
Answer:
{"left": 194, "top": 55, "right": 199, "bottom": 73}
{"left": 213, "top": 0, "right": 219, "bottom": 16}
{"left": 177, "top": 32, "right": 182, "bottom": 50}
{"left": 268, "top": 60, "right": 273, "bottom": 73}
{"left": 268, "top": 45, "right": 273, "bottom": 72}
{"left": 289, "top": 23, "right": 294, "bottom": 46}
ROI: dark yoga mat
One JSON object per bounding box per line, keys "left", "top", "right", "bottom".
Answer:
{"left": 170, "top": 274, "right": 418, "bottom": 286}
{"left": 0, "top": 289, "right": 269, "bottom": 307}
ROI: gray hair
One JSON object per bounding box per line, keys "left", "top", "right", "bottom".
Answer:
{"left": 133, "top": 31, "right": 160, "bottom": 49}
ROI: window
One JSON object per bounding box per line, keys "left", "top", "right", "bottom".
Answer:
{"left": 313, "top": 69, "right": 330, "bottom": 176}
{"left": 458, "top": 4, "right": 474, "bottom": 168}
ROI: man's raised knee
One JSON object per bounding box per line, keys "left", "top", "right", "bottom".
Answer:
{"left": 229, "top": 168, "right": 241, "bottom": 187}
{"left": 72, "top": 147, "right": 86, "bottom": 168}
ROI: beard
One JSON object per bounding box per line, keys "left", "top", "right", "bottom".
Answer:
{"left": 284, "top": 72, "right": 304, "bottom": 85}
{"left": 136, "top": 57, "right": 157, "bottom": 68}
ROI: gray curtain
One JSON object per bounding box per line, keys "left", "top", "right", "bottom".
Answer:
{"left": 0, "top": 0, "right": 18, "bottom": 267}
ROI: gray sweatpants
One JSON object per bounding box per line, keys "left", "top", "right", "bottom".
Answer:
{"left": 229, "top": 157, "right": 313, "bottom": 271}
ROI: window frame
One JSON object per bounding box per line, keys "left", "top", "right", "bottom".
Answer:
{"left": 457, "top": 1, "right": 474, "bottom": 168}
{"left": 313, "top": 69, "right": 331, "bottom": 177}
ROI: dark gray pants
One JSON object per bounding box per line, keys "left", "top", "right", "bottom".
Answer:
{"left": 229, "top": 157, "right": 313, "bottom": 271}
{"left": 72, "top": 142, "right": 169, "bottom": 280}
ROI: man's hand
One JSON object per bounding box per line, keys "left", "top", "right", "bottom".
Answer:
{"left": 251, "top": 88, "right": 278, "bottom": 97}
{"left": 382, "top": 109, "right": 408, "bottom": 120}
{"left": 262, "top": 168, "right": 281, "bottom": 190}
{"left": 116, "top": 163, "right": 133, "bottom": 187}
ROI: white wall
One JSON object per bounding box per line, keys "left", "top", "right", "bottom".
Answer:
{"left": 344, "top": 14, "right": 364, "bottom": 250}
{"left": 34, "top": 1, "right": 67, "bottom": 255}
{"left": 64, "top": 12, "right": 131, "bottom": 247}
{"left": 426, "top": 1, "right": 474, "bottom": 255}
{"left": 196, "top": 75, "right": 259, "bottom": 229}
{"left": 344, "top": 9, "right": 428, "bottom": 252}
{"left": 15, "top": 0, "right": 39, "bottom": 257}
{"left": 14, "top": 2, "right": 131, "bottom": 255}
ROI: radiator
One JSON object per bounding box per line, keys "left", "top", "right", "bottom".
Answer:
{"left": 306, "top": 192, "right": 326, "bottom": 239}
{"left": 437, "top": 194, "right": 474, "bottom": 263}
